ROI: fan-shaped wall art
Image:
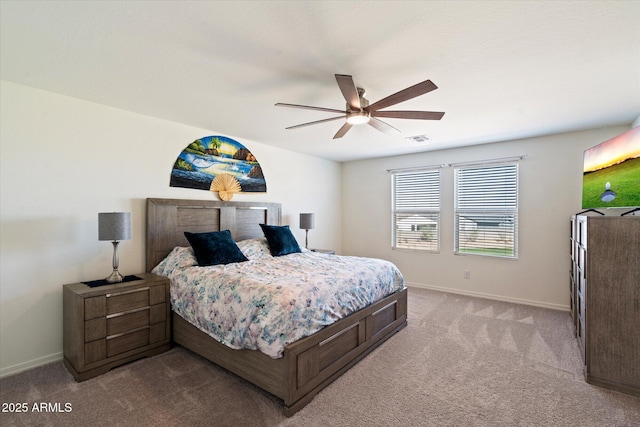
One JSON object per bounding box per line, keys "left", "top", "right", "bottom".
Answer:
{"left": 170, "top": 136, "right": 266, "bottom": 200}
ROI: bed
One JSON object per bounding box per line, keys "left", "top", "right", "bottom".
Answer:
{"left": 145, "top": 198, "right": 408, "bottom": 416}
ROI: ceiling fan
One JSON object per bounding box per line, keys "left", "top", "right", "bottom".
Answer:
{"left": 275, "top": 74, "right": 445, "bottom": 139}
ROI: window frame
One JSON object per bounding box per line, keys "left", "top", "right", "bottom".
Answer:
{"left": 391, "top": 167, "right": 441, "bottom": 253}
{"left": 453, "top": 161, "right": 519, "bottom": 259}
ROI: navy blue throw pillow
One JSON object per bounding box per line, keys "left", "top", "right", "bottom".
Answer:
{"left": 184, "top": 230, "right": 248, "bottom": 266}
{"left": 259, "top": 224, "right": 302, "bottom": 257}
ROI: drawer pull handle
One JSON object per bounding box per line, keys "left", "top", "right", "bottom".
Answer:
{"left": 319, "top": 323, "right": 358, "bottom": 347}
{"left": 107, "top": 325, "right": 150, "bottom": 340}
{"left": 106, "top": 287, "right": 149, "bottom": 298}
{"left": 106, "top": 306, "right": 149, "bottom": 319}
{"left": 372, "top": 301, "right": 396, "bottom": 317}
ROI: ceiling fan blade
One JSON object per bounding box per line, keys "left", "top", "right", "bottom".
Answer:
{"left": 275, "top": 103, "right": 345, "bottom": 114}
{"left": 335, "top": 74, "right": 362, "bottom": 110}
{"left": 333, "top": 122, "right": 353, "bottom": 139}
{"left": 368, "top": 117, "right": 400, "bottom": 135}
{"left": 371, "top": 110, "right": 445, "bottom": 120}
{"left": 285, "top": 116, "right": 345, "bottom": 130}
{"left": 367, "top": 80, "right": 438, "bottom": 112}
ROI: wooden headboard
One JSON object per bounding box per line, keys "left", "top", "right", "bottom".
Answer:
{"left": 146, "top": 198, "right": 281, "bottom": 272}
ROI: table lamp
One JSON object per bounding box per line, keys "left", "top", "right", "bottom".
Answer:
{"left": 99, "top": 212, "right": 131, "bottom": 283}
{"left": 299, "top": 213, "right": 315, "bottom": 249}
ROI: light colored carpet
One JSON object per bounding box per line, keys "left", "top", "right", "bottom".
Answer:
{"left": 1, "top": 287, "right": 638, "bottom": 426}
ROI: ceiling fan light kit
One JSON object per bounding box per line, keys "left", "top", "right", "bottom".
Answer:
{"left": 346, "top": 111, "right": 370, "bottom": 125}
{"left": 276, "top": 74, "right": 445, "bottom": 139}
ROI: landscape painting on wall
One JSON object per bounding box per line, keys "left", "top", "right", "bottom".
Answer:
{"left": 582, "top": 127, "right": 640, "bottom": 209}
{"left": 170, "top": 135, "right": 266, "bottom": 194}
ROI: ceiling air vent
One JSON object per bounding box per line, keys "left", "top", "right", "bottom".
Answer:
{"left": 405, "top": 134, "right": 431, "bottom": 143}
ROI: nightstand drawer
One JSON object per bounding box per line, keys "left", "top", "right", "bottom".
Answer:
{"left": 107, "top": 308, "right": 150, "bottom": 336}
{"left": 107, "top": 328, "right": 149, "bottom": 357}
{"left": 85, "top": 297, "right": 106, "bottom": 320}
{"left": 149, "top": 285, "right": 166, "bottom": 305}
{"left": 85, "top": 318, "right": 106, "bottom": 342}
{"left": 107, "top": 288, "right": 149, "bottom": 314}
{"left": 150, "top": 303, "right": 167, "bottom": 324}
{"left": 150, "top": 322, "right": 166, "bottom": 343}
{"left": 84, "top": 340, "right": 106, "bottom": 365}
{"left": 311, "top": 249, "right": 335, "bottom": 255}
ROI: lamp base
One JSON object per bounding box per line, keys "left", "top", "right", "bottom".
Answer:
{"left": 105, "top": 270, "right": 124, "bottom": 283}
{"left": 105, "top": 240, "right": 123, "bottom": 283}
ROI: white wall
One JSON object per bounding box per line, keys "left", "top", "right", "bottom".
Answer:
{"left": 1, "top": 78, "right": 634, "bottom": 376}
{"left": 341, "top": 126, "right": 632, "bottom": 309}
{"left": 0, "top": 80, "right": 342, "bottom": 376}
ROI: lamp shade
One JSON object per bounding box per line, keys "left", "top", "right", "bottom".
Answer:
{"left": 98, "top": 212, "right": 131, "bottom": 241}
{"left": 299, "top": 213, "right": 315, "bottom": 230}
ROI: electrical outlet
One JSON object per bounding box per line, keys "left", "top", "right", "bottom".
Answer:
{"left": 464, "top": 270, "right": 470, "bottom": 279}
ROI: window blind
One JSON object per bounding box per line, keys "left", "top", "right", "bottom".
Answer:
{"left": 454, "top": 162, "right": 518, "bottom": 258}
{"left": 392, "top": 169, "right": 440, "bottom": 251}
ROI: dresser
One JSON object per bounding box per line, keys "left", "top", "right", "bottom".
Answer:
{"left": 63, "top": 273, "right": 171, "bottom": 381}
{"left": 570, "top": 215, "right": 640, "bottom": 396}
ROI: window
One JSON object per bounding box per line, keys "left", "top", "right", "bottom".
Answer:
{"left": 454, "top": 162, "right": 518, "bottom": 258}
{"left": 392, "top": 169, "right": 440, "bottom": 252}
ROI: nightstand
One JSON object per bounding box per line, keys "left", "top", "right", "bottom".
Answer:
{"left": 310, "top": 249, "right": 335, "bottom": 255}
{"left": 63, "top": 273, "right": 170, "bottom": 381}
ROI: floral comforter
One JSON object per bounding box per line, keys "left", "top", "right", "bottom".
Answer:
{"left": 152, "top": 238, "right": 405, "bottom": 358}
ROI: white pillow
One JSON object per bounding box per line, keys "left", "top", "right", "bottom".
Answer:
{"left": 236, "top": 237, "right": 273, "bottom": 260}
{"left": 151, "top": 246, "right": 198, "bottom": 276}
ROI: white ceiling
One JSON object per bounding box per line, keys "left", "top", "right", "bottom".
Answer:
{"left": 2, "top": 1, "right": 639, "bottom": 162}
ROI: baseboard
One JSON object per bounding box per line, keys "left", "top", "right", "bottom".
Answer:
{"left": 407, "top": 282, "right": 570, "bottom": 312}
{"left": 0, "top": 352, "right": 63, "bottom": 379}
